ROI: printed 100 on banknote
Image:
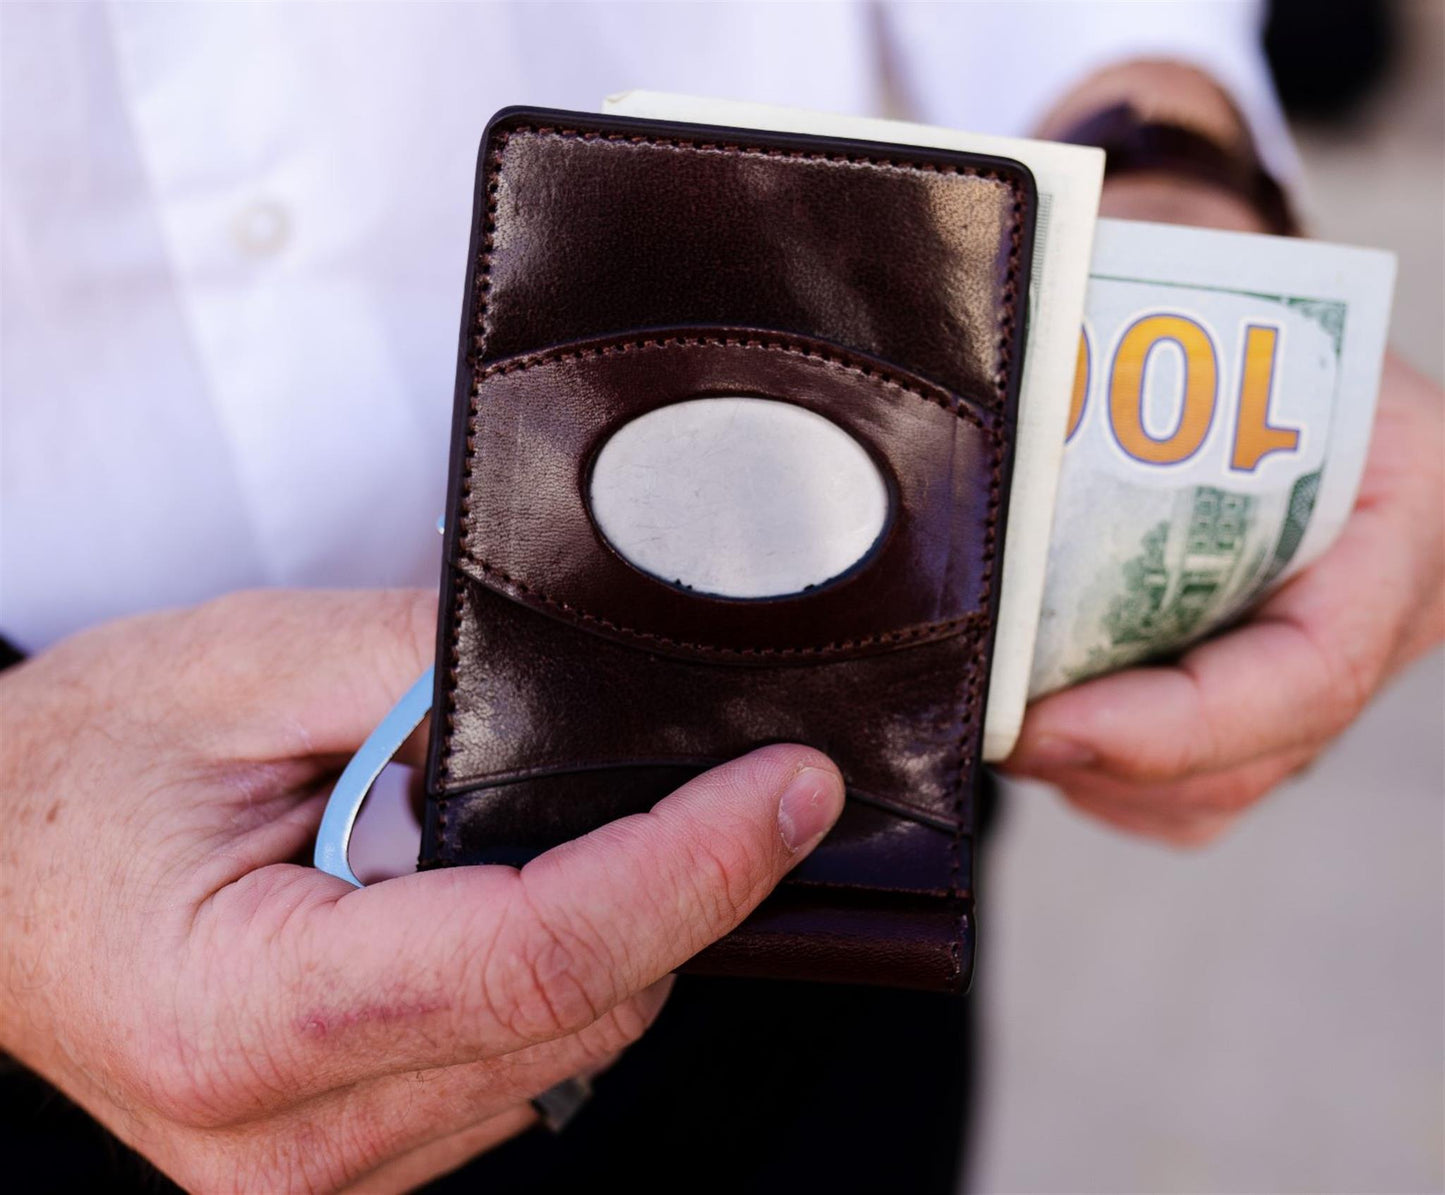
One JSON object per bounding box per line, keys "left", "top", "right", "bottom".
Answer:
{"left": 1030, "top": 219, "right": 1396, "bottom": 698}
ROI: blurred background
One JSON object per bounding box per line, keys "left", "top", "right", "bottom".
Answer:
{"left": 974, "top": 4, "right": 1444, "bottom": 1191}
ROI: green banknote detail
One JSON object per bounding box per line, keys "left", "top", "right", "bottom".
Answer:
{"left": 1076, "top": 487, "right": 1260, "bottom": 680}
{"left": 1072, "top": 473, "right": 1323, "bottom": 683}
{"left": 1258, "top": 470, "right": 1322, "bottom": 591}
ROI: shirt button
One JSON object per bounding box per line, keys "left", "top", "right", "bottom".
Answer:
{"left": 232, "top": 199, "right": 291, "bottom": 258}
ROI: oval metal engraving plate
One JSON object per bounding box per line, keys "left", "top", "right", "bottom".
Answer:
{"left": 589, "top": 397, "right": 889, "bottom": 599}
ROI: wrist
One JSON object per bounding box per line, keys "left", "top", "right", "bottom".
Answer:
{"left": 1040, "top": 58, "right": 1299, "bottom": 236}
{"left": 1036, "top": 59, "right": 1252, "bottom": 148}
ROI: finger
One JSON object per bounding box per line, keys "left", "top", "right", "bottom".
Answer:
{"left": 507, "top": 741, "right": 845, "bottom": 1014}
{"left": 175, "top": 588, "right": 436, "bottom": 761}
{"left": 214, "top": 744, "right": 842, "bottom": 1096}
{"left": 219, "top": 1103, "right": 536, "bottom": 1195}
{"left": 1045, "top": 748, "right": 1314, "bottom": 845}
{"left": 331, "top": 979, "right": 667, "bottom": 1142}
{"left": 1006, "top": 589, "right": 1385, "bottom": 784}
{"left": 1007, "top": 411, "right": 1433, "bottom": 789}
{"left": 1061, "top": 795, "right": 1242, "bottom": 849}
{"left": 216, "top": 787, "right": 332, "bottom": 877}
{"left": 345, "top": 1105, "right": 536, "bottom": 1195}
{"left": 276, "top": 979, "right": 670, "bottom": 1190}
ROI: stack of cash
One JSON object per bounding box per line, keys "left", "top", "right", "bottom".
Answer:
{"left": 605, "top": 92, "right": 1397, "bottom": 761}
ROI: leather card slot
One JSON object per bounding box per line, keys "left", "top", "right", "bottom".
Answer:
{"left": 435, "top": 756, "right": 966, "bottom": 836}
{"left": 426, "top": 767, "right": 963, "bottom": 899}
{"left": 435, "top": 571, "right": 986, "bottom": 832}
{"left": 682, "top": 886, "right": 974, "bottom": 991}
{"left": 452, "top": 327, "right": 1005, "bottom": 662}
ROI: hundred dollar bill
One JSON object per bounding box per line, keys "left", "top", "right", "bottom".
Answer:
{"left": 604, "top": 90, "right": 1105, "bottom": 762}
{"left": 1029, "top": 219, "right": 1396, "bottom": 698}
{"left": 599, "top": 93, "right": 1397, "bottom": 759}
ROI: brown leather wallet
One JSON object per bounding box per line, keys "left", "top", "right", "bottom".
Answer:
{"left": 421, "top": 108, "right": 1037, "bottom": 992}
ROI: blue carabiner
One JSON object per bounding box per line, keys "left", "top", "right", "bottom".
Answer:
{"left": 313, "top": 667, "right": 434, "bottom": 887}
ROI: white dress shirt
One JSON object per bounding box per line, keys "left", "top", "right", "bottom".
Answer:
{"left": 1, "top": 0, "right": 1292, "bottom": 652}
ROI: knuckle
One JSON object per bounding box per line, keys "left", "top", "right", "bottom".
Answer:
{"left": 1092, "top": 718, "right": 1202, "bottom": 785}
{"left": 1171, "top": 666, "right": 1226, "bottom": 778}
{"left": 609, "top": 991, "right": 661, "bottom": 1047}
{"left": 124, "top": 998, "right": 295, "bottom": 1132}
{"left": 321, "top": 1101, "right": 410, "bottom": 1189}
{"left": 1319, "top": 685, "right": 1367, "bottom": 740}
{"left": 580, "top": 993, "right": 660, "bottom": 1058}
{"left": 1282, "top": 617, "right": 1376, "bottom": 740}
{"left": 131, "top": 1048, "right": 255, "bottom": 1132}
{"left": 486, "top": 899, "right": 613, "bottom": 1042}
{"left": 1198, "top": 751, "right": 1314, "bottom": 815}
{"left": 685, "top": 827, "right": 764, "bottom": 930}
{"left": 163, "top": 1106, "right": 377, "bottom": 1195}
{"left": 131, "top": 1050, "right": 242, "bottom": 1131}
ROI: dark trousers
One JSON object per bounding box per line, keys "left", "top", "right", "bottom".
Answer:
{"left": 445, "top": 972, "right": 978, "bottom": 1195}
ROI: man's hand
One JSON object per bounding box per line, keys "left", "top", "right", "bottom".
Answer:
{"left": 1006, "top": 352, "right": 1442, "bottom": 845}
{"left": 1008, "top": 62, "right": 1445, "bottom": 846}
{"left": 0, "top": 590, "right": 844, "bottom": 1192}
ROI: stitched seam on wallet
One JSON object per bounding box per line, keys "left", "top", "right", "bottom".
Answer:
{"left": 432, "top": 772, "right": 964, "bottom": 839}
{"left": 441, "top": 124, "right": 1027, "bottom": 822}
{"left": 440, "top": 135, "right": 507, "bottom": 788}
{"left": 434, "top": 730, "right": 975, "bottom": 832}
{"left": 468, "top": 566, "right": 986, "bottom": 659}
{"left": 947, "top": 148, "right": 1021, "bottom": 981}
{"left": 474, "top": 334, "right": 992, "bottom": 432}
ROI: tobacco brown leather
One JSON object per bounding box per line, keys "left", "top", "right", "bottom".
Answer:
{"left": 423, "top": 108, "right": 1037, "bottom": 992}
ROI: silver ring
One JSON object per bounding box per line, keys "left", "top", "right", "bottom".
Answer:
{"left": 530, "top": 1076, "right": 593, "bottom": 1133}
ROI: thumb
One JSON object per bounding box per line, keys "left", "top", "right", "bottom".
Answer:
{"left": 513, "top": 742, "right": 846, "bottom": 999}
{"left": 266, "top": 744, "right": 846, "bottom": 1085}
